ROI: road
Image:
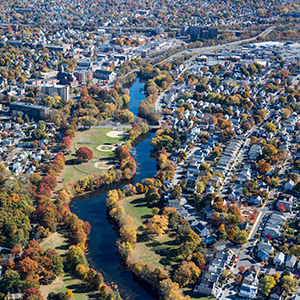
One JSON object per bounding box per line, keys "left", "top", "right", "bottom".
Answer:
{"left": 157, "top": 26, "right": 276, "bottom": 65}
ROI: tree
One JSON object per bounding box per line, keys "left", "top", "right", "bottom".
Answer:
{"left": 143, "top": 215, "right": 169, "bottom": 236}
{"left": 294, "top": 160, "right": 300, "bottom": 172}
{"left": 289, "top": 245, "right": 300, "bottom": 258}
{"left": 210, "top": 212, "right": 224, "bottom": 228}
{"left": 278, "top": 203, "right": 286, "bottom": 212}
{"left": 241, "top": 121, "right": 251, "bottom": 132}
{"left": 66, "top": 290, "right": 74, "bottom": 299}
{"left": 257, "top": 159, "right": 271, "bottom": 175}
{"left": 178, "top": 150, "right": 187, "bottom": 161}
{"left": 117, "top": 240, "right": 133, "bottom": 261}
{"left": 47, "top": 292, "right": 69, "bottom": 300}
{"left": 173, "top": 261, "right": 201, "bottom": 287}
{"left": 32, "top": 129, "right": 48, "bottom": 140}
{"left": 259, "top": 275, "right": 276, "bottom": 296}
{"left": 19, "top": 256, "right": 39, "bottom": 276}
{"left": 191, "top": 252, "right": 205, "bottom": 268}
{"left": 264, "top": 122, "right": 277, "bottom": 134}
{"left": 227, "top": 228, "right": 236, "bottom": 241}
{"left": 1, "top": 269, "right": 20, "bottom": 293}
{"left": 170, "top": 184, "right": 182, "bottom": 199}
{"left": 282, "top": 275, "right": 298, "bottom": 294}
{"left": 263, "top": 144, "right": 277, "bottom": 158}
{"left": 234, "top": 229, "right": 248, "bottom": 244}
{"left": 235, "top": 273, "right": 243, "bottom": 283}
{"left": 257, "top": 109, "right": 268, "bottom": 119}
{"left": 23, "top": 288, "right": 43, "bottom": 300}
{"left": 195, "top": 181, "right": 205, "bottom": 194}
{"left": 75, "top": 147, "right": 93, "bottom": 161}
{"left": 59, "top": 137, "right": 72, "bottom": 151}
{"left": 217, "top": 224, "right": 226, "bottom": 240}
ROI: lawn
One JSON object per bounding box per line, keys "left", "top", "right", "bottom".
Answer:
{"left": 74, "top": 128, "right": 124, "bottom": 157}
{"left": 40, "top": 272, "right": 98, "bottom": 300}
{"left": 40, "top": 232, "right": 69, "bottom": 255}
{"left": 121, "top": 195, "right": 180, "bottom": 275}
{"left": 57, "top": 128, "right": 124, "bottom": 186}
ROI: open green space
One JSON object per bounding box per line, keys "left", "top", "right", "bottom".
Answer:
{"left": 74, "top": 128, "right": 123, "bottom": 157}
{"left": 40, "top": 232, "right": 69, "bottom": 255}
{"left": 40, "top": 272, "right": 98, "bottom": 300}
{"left": 58, "top": 128, "right": 124, "bottom": 186}
{"left": 121, "top": 195, "right": 180, "bottom": 275}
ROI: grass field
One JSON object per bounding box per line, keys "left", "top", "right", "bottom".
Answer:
{"left": 57, "top": 128, "right": 124, "bottom": 186}
{"left": 121, "top": 195, "right": 180, "bottom": 275}
{"left": 40, "top": 232, "right": 69, "bottom": 255}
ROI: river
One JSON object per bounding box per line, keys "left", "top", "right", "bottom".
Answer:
{"left": 71, "top": 80, "right": 157, "bottom": 300}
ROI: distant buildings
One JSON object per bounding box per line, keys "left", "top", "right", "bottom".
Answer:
{"left": 10, "top": 102, "right": 50, "bottom": 120}
{"left": 181, "top": 26, "right": 218, "bottom": 40}
{"left": 46, "top": 44, "right": 72, "bottom": 53}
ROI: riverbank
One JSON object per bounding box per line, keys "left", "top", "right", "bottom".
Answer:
{"left": 40, "top": 79, "right": 158, "bottom": 300}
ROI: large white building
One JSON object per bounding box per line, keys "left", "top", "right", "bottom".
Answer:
{"left": 41, "top": 84, "right": 70, "bottom": 102}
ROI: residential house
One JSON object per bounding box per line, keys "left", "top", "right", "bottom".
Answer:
{"left": 194, "top": 279, "right": 217, "bottom": 296}
{"left": 264, "top": 225, "right": 282, "bottom": 239}
{"left": 286, "top": 255, "right": 297, "bottom": 269}
{"left": 192, "top": 221, "right": 210, "bottom": 237}
{"left": 248, "top": 195, "right": 263, "bottom": 205}
{"left": 274, "top": 252, "right": 285, "bottom": 266}
{"left": 214, "top": 241, "right": 226, "bottom": 251}
{"left": 238, "top": 221, "right": 249, "bottom": 231}
{"left": 257, "top": 241, "right": 274, "bottom": 254}
{"left": 238, "top": 266, "right": 259, "bottom": 299}
{"left": 258, "top": 250, "right": 269, "bottom": 262}
{"left": 204, "top": 234, "right": 217, "bottom": 245}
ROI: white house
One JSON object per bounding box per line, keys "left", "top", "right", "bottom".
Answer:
{"left": 286, "top": 254, "right": 297, "bottom": 269}
{"left": 274, "top": 252, "right": 285, "bottom": 266}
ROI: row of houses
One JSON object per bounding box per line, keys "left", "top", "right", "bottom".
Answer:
{"left": 214, "top": 137, "right": 243, "bottom": 177}
{"left": 194, "top": 250, "right": 233, "bottom": 296}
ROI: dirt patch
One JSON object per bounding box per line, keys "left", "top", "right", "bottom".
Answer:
{"left": 94, "top": 160, "right": 115, "bottom": 169}
{"left": 96, "top": 144, "right": 116, "bottom": 152}
{"left": 106, "top": 130, "right": 125, "bottom": 138}
{"left": 40, "top": 276, "right": 63, "bottom": 299}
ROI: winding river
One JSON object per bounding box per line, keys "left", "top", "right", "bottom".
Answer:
{"left": 71, "top": 80, "right": 157, "bottom": 300}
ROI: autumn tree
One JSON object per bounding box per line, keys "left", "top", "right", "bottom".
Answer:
{"left": 264, "top": 122, "right": 277, "bottom": 134}
{"left": 59, "top": 136, "right": 72, "bottom": 151}
{"left": 217, "top": 224, "right": 226, "bottom": 240}
{"left": 282, "top": 275, "right": 298, "bottom": 295}
{"left": 173, "top": 261, "right": 201, "bottom": 287}
{"left": 143, "top": 215, "right": 169, "bottom": 236}
{"left": 259, "top": 275, "right": 276, "bottom": 296}
{"left": 76, "top": 147, "right": 93, "bottom": 161}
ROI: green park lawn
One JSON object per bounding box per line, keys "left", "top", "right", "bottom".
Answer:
{"left": 121, "top": 195, "right": 180, "bottom": 275}
{"left": 57, "top": 128, "right": 124, "bottom": 186}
